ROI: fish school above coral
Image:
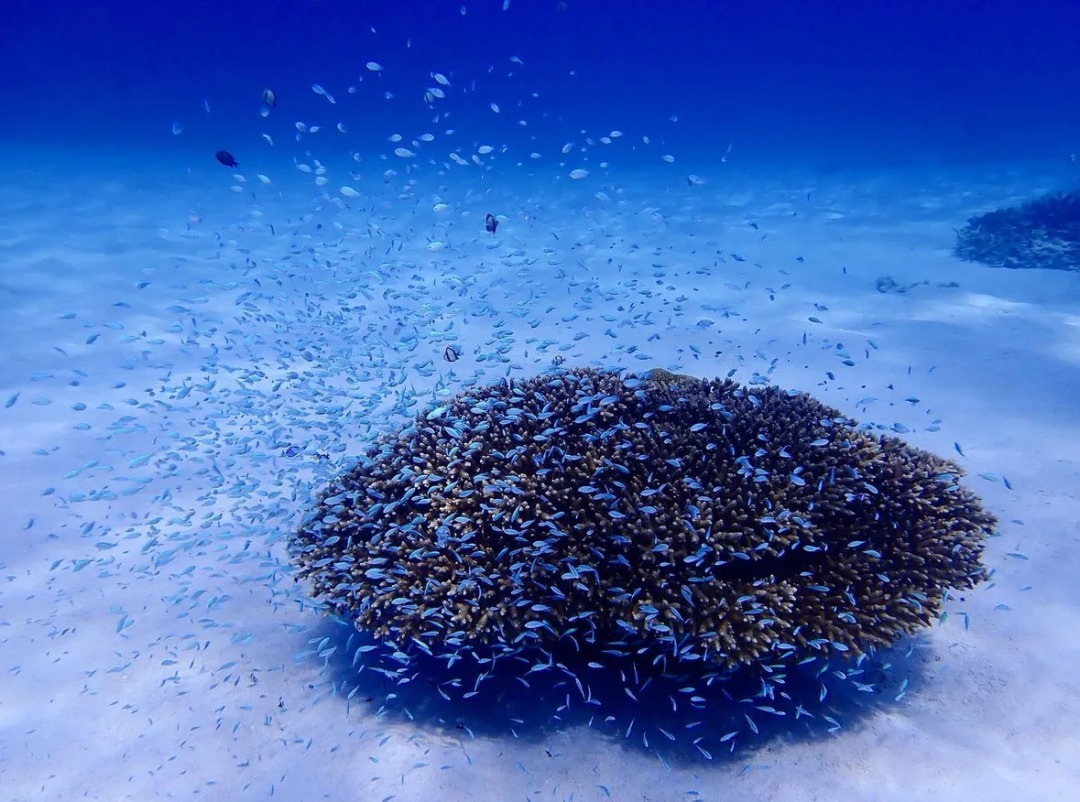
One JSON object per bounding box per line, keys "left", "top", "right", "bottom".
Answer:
{"left": 292, "top": 367, "right": 995, "bottom": 675}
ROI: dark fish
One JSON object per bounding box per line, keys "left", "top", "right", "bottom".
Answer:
{"left": 444, "top": 345, "right": 460, "bottom": 363}
{"left": 262, "top": 88, "right": 277, "bottom": 107}
{"left": 285, "top": 445, "right": 301, "bottom": 457}
{"left": 485, "top": 213, "right": 498, "bottom": 234}
{"left": 215, "top": 150, "right": 238, "bottom": 168}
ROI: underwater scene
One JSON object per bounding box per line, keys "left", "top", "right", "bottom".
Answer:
{"left": 2, "top": 1, "right": 1079, "bottom": 800}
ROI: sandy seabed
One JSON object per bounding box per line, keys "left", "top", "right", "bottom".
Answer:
{"left": 1, "top": 148, "right": 1078, "bottom": 801}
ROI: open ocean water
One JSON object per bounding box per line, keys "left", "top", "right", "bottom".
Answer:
{"left": 2, "top": 1, "right": 1079, "bottom": 800}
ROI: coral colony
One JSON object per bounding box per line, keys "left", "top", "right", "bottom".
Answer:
{"left": 291, "top": 367, "right": 996, "bottom": 754}
{"left": 954, "top": 191, "right": 1080, "bottom": 272}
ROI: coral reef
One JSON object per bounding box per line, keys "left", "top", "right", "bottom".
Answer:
{"left": 292, "top": 368, "right": 995, "bottom": 678}
{"left": 954, "top": 191, "right": 1080, "bottom": 271}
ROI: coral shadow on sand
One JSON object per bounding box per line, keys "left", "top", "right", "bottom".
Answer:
{"left": 305, "top": 615, "right": 931, "bottom": 766}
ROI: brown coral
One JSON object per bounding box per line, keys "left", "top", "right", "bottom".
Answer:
{"left": 292, "top": 367, "right": 995, "bottom": 671}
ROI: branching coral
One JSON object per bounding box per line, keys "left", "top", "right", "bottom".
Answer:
{"left": 955, "top": 191, "right": 1080, "bottom": 271}
{"left": 292, "top": 368, "right": 995, "bottom": 673}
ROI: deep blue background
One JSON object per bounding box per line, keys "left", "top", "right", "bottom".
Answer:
{"left": 1, "top": 0, "right": 1078, "bottom": 168}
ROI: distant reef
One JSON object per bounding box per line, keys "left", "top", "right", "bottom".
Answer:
{"left": 954, "top": 191, "right": 1080, "bottom": 271}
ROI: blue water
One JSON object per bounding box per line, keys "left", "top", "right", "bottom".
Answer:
{"left": 2, "top": 2, "right": 1079, "bottom": 800}
{"left": 4, "top": 0, "right": 1079, "bottom": 167}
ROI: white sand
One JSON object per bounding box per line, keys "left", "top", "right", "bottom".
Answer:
{"left": 1, "top": 146, "right": 1078, "bottom": 801}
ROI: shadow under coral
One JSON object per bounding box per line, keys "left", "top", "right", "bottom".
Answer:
{"left": 302, "top": 615, "right": 931, "bottom": 765}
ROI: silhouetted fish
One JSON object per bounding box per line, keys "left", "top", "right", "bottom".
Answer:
{"left": 485, "top": 213, "right": 498, "bottom": 234}
{"left": 443, "top": 345, "right": 460, "bottom": 362}
{"left": 215, "top": 150, "right": 238, "bottom": 168}
{"left": 262, "top": 88, "right": 277, "bottom": 107}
